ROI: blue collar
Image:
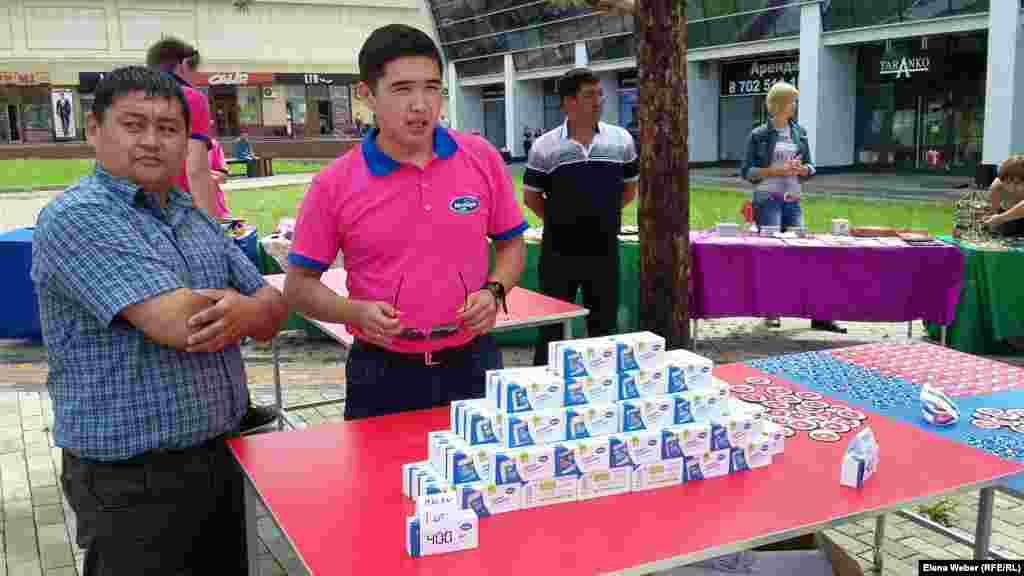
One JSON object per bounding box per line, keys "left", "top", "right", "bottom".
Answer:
{"left": 361, "top": 126, "right": 458, "bottom": 177}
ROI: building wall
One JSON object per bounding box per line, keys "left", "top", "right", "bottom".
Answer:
{"left": 460, "top": 86, "right": 483, "bottom": 135}
{"left": 516, "top": 79, "right": 544, "bottom": 146}
{"left": 688, "top": 61, "right": 720, "bottom": 163}
{"left": 0, "top": 0, "right": 432, "bottom": 83}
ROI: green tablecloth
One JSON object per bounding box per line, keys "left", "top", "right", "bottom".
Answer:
{"left": 926, "top": 236, "right": 1024, "bottom": 355}
{"left": 492, "top": 239, "right": 641, "bottom": 346}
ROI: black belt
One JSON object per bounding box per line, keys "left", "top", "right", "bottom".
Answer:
{"left": 65, "top": 433, "right": 229, "bottom": 462}
{"left": 353, "top": 338, "right": 478, "bottom": 367}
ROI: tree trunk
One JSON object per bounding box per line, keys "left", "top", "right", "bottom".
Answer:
{"left": 636, "top": 0, "right": 689, "bottom": 348}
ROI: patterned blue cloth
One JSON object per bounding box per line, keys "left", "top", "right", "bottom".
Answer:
{"left": 31, "top": 166, "right": 266, "bottom": 461}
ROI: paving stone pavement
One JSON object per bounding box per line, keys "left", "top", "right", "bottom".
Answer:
{"left": 1, "top": 318, "right": 1023, "bottom": 575}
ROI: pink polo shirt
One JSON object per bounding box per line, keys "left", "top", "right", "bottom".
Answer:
{"left": 289, "top": 126, "right": 528, "bottom": 353}
{"left": 173, "top": 81, "right": 212, "bottom": 194}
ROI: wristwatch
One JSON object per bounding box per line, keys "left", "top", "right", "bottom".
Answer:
{"left": 481, "top": 281, "right": 508, "bottom": 314}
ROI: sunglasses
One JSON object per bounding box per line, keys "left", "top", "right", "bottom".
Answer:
{"left": 393, "top": 271, "right": 469, "bottom": 341}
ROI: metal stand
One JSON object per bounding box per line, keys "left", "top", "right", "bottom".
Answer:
{"left": 873, "top": 515, "right": 886, "bottom": 574}
{"left": 692, "top": 320, "right": 699, "bottom": 352}
{"left": 975, "top": 487, "right": 995, "bottom": 559}
{"left": 245, "top": 480, "right": 260, "bottom": 574}
{"left": 907, "top": 321, "right": 913, "bottom": 340}
{"left": 897, "top": 508, "right": 1010, "bottom": 560}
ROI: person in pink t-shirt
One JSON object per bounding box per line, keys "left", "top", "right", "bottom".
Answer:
{"left": 207, "top": 135, "right": 231, "bottom": 219}
{"left": 146, "top": 37, "right": 215, "bottom": 217}
{"left": 284, "top": 25, "right": 527, "bottom": 420}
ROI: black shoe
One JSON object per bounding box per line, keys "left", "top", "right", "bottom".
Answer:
{"left": 240, "top": 403, "right": 278, "bottom": 432}
{"left": 811, "top": 320, "right": 847, "bottom": 334}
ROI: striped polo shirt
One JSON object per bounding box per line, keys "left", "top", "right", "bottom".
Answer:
{"left": 524, "top": 121, "right": 639, "bottom": 256}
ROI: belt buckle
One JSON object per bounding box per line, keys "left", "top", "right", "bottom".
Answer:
{"left": 424, "top": 351, "right": 440, "bottom": 367}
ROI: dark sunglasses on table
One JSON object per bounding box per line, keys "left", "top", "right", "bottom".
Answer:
{"left": 392, "top": 272, "right": 469, "bottom": 341}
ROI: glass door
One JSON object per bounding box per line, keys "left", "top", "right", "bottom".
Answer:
{"left": 482, "top": 98, "right": 506, "bottom": 151}
{"left": 919, "top": 93, "right": 952, "bottom": 172}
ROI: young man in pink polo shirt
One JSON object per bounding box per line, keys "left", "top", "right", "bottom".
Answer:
{"left": 146, "top": 38, "right": 215, "bottom": 217}
{"left": 285, "top": 24, "right": 527, "bottom": 420}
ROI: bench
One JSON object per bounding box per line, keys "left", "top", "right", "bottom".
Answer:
{"left": 228, "top": 139, "right": 274, "bottom": 178}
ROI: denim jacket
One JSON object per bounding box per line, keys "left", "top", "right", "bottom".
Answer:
{"left": 740, "top": 119, "right": 815, "bottom": 184}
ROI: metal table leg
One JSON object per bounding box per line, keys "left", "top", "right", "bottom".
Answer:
{"left": 692, "top": 320, "right": 699, "bottom": 352}
{"left": 873, "top": 515, "right": 886, "bottom": 574}
{"left": 273, "top": 337, "right": 284, "bottom": 431}
{"left": 245, "top": 478, "right": 260, "bottom": 574}
{"left": 941, "top": 326, "right": 948, "bottom": 347}
{"left": 907, "top": 321, "right": 913, "bottom": 340}
{"left": 975, "top": 487, "right": 995, "bottom": 559}
{"left": 562, "top": 319, "right": 572, "bottom": 340}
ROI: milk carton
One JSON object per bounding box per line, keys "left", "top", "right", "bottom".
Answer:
{"left": 573, "top": 438, "right": 613, "bottom": 474}
{"left": 659, "top": 427, "right": 686, "bottom": 460}
{"left": 484, "top": 369, "right": 503, "bottom": 407}
{"left": 700, "top": 450, "right": 731, "bottom": 479}
{"left": 564, "top": 374, "right": 617, "bottom": 406}
{"left": 457, "top": 482, "right": 524, "bottom": 517}
{"left": 406, "top": 509, "right": 479, "bottom": 557}
{"left": 617, "top": 368, "right": 669, "bottom": 401}
{"left": 497, "top": 367, "right": 565, "bottom": 413}
{"left": 670, "top": 392, "right": 695, "bottom": 425}
{"left": 614, "top": 332, "right": 666, "bottom": 373}
{"left": 403, "top": 462, "right": 429, "bottom": 498}
{"left": 523, "top": 477, "right": 578, "bottom": 509}
{"left": 632, "top": 460, "right": 684, "bottom": 491}
{"left": 579, "top": 468, "right": 632, "bottom": 500}
{"left": 565, "top": 402, "right": 619, "bottom": 440}
{"left": 549, "top": 337, "right": 618, "bottom": 380}
{"left": 665, "top": 349, "right": 714, "bottom": 393}
{"left": 719, "top": 413, "right": 757, "bottom": 450}
{"left": 726, "top": 398, "right": 767, "bottom": 431}
{"left": 674, "top": 423, "right": 712, "bottom": 457}
{"left": 503, "top": 408, "right": 566, "bottom": 448}
{"left": 744, "top": 439, "right": 774, "bottom": 470}
{"left": 840, "top": 428, "right": 880, "bottom": 489}
{"left": 612, "top": 430, "right": 662, "bottom": 468}
{"left": 428, "top": 431, "right": 459, "bottom": 481}
{"left": 447, "top": 444, "right": 492, "bottom": 486}
{"left": 553, "top": 442, "right": 583, "bottom": 479}
{"left": 492, "top": 445, "right": 556, "bottom": 485}
{"left": 465, "top": 404, "right": 504, "bottom": 447}
{"left": 761, "top": 422, "right": 786, "bottom": 456}
{"left": 620, "top": 397, "right": 675, "bottom": 432}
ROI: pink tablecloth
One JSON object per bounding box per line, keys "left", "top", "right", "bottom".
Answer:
{"left": 689, "top": 232, "right": 964, "bottom": 324}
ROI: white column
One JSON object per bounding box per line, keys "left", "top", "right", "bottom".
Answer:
{"left": 575, "top": 41, "right": 589, "bottom": 67}
{"left": 982, "top": 0, "right": 1024, "bottom": 170}
{"left": 798, "top": 2, "right": 822, "bottom": 167}
{"left": 687, "top": 61, "right": 720, "bottom": 163}
{"left": 447, "top": 60, "right": 460, "bottom": 131}
{"left": 504, "top": 53, "right": 517, "bottom": 156}
{"left": 815, "top": 46, "right": 856, "bottom": 167}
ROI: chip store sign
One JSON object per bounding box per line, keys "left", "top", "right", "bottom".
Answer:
{"left": 0, "top": 71, "right": 51, "bottom": 85}
{"left": 879, "top": 56, "right": 930, "bottom": 79}
{"left": 208, "top": 72, "right": 250, "bottom": 85}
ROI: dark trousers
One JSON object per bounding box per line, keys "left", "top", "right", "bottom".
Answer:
{"left": 62, "top": 436, "right": 248, "bottom": 576}
{"left": 344, "top": 335, "right": 502, "bottom": 420}
{"left": 533, "top": 249, "right": 620, "bottom": 366}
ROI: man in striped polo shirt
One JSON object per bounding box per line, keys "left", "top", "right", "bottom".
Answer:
{"left": 524, "top": 68, "right": 639, "bottom": 366}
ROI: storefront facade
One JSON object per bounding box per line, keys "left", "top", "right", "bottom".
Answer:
{"left": 0, "top": 71, "right": 58, "bottom": 144}
{"left": 433, "top": 0, "right": 1016, "bottom": 177}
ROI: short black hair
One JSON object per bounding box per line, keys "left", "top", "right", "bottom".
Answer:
{"left": 358, "top": 24, "right": 442, "bottom": 91}
{"left": 558, "top": 67, "right": 600, "bottom": 101}
{"left": 91, "top": 66, "right": 190, "bottom": 128}
{"left": 146, "top": 36, "right": 201, "bottom": 72}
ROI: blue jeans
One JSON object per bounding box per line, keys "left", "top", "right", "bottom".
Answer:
{"left": 753, "top": 195, "right": 803, "bottom": 232}
{"left": 344, "top": 335, "right": 502, "bottom": 420}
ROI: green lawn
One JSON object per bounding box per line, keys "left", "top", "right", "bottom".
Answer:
{"left": 227, "top": 164, "right": 954, "bottom": 238}
{"left": 0, "top": 158, "right": 329, "bottom": 192}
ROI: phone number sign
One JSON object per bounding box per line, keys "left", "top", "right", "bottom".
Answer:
{"left": 721, "top": 58, "right": 799, "bottom": 97}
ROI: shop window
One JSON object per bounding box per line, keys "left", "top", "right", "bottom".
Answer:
{"left": 238, "top": 86, "right": 261, "bottom": 127}
{"left": 286, "top": 85, "right": 306, "bottom": 125}
{"left": 823, "top": 0, "right": 988, "bottom": 32}
{"left": 456, "top": 56, "right": 505, "bottom": 78}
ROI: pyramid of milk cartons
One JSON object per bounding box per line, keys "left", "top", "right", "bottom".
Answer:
{"left": 404, "top": 332, "right": 786, "bottom": 557}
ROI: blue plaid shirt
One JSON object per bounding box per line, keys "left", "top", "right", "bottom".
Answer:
{"left": 31, "top": 166, "right": 266, "bottom": 461}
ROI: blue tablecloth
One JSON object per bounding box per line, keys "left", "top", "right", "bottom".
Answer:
{"left": 0, "top": 228, "right": 41, "bottom": 340}
{"left": 747, "top": 351, "right": 1024, "bottom": 495}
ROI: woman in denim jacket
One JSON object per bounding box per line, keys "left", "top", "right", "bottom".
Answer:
{"left": 740, "top": 81, "right": 845, "bottom": 333}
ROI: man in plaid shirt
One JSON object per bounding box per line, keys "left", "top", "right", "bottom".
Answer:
{"left": 31, "top": 66, "right": 287, "bottom": 575}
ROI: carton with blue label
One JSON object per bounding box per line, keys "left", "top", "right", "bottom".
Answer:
{"left": 684, "top": 450, "right": 731, "bottom": 481}
{"left": 761, "top": 422, "right": 786, "bottom": 456}
{"left": 673, "top": 423, "right": 712, "bottom": 457}
{"left": 503, "top": 408, "right": 566, "bottom": 448}
{"left": 494, "top": 367, "right": 565, "bottom": 413}
{"left": 406, "top": 509, "right": 479, "bottom": 557}
{"left": 840, "top": 427, "right": 879, "bottom": 489}
{"left": 616, "top": 368, "right": 669, "bottom": 401}
{"left": 620, "top": 396, "right": 675, "bottom": 432}
{"left": 564, "top": 374, "right": 617, "bottom": 406}
{"left": 565, "top": 402, "right": 619, "bottom": 440}
{"left": 632, "top": 460, "right": 684, "bottom": 491}
{"left": 457, "top": 482, "right": 524, "bottom": 517}
{"left": 665, "top": 348, "right": 714, "bottom": 393}
{"left": 460, "top": 402, "right": 505, "bottom": 447}
{"left": 572, "top": 438, "right": 613, "bottom": 474}
{"left": 492, "top": 445, "right": 556, "bottom": 485}
{"left": 416, "top": 492, "right": 460, "bottom": 525}
{"left": 614, "top": 331, "right": 666, "bottom": 373}
{"left": 549, "top": 337, "right": 618, "bottom": 380}
{"left": 612, "top": 430, "right": 662, "bottom": 468}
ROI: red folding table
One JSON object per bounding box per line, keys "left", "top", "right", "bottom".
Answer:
{"left": 229, "top": 362, "right": 1024, "bottom": 575}
{"left": 263, "top": 270, "right": 589, "bottom": 428}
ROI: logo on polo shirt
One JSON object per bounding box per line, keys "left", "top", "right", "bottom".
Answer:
{"left": 449, "top": 195, "right": 480, "bottom": 214}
